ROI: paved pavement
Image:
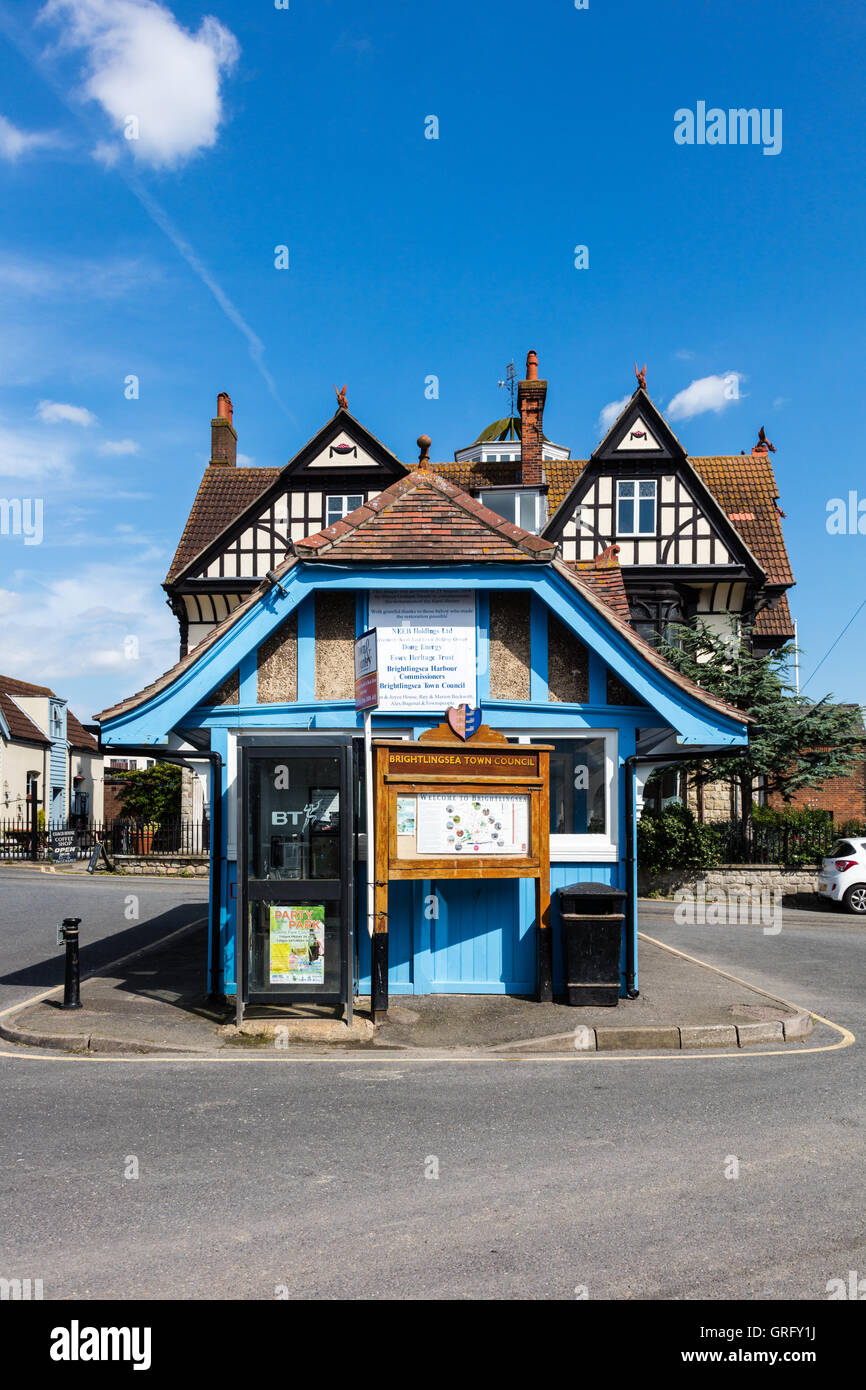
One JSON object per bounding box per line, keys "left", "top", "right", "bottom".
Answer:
{"left": 0, "top": 876, "right": 862, "bottom": 1299}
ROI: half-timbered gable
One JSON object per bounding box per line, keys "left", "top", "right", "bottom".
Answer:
{"left": 544, "top": 385, "right": 793, "bottom": 651}
{"left": 164, "top": 397, "right": 409, "bottom": 656}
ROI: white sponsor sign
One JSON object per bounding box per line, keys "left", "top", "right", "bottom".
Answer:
{"left": 368, "top": 590, "right": 476, "bottom": 712}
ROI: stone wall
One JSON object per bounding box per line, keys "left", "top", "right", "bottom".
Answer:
{"left": 257, "top": 612, "right": 298, "bottom": 703}
{"left": 489, "top": 592, "right": 530, "bottom": 700}
{"left": 638, "top": 863, "right": 821, "bottom": 906}
{"left": 315, "top": 592, "right": 355, "bottom": 701}
{"left": 112, "top": 855, "right": 210, "bottom": 878}
{"left": 547, "top": 614, "right": 588, "bottom": 703}
{"left": 685, "top": 777, "right": 736, "bottom": 823}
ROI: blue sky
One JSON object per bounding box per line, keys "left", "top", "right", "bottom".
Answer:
{"left": 0, "top": 0, "right": 864, "bottom": 719}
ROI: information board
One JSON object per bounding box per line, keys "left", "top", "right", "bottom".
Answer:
{"left": 414, "top": 792, "right": 529, "bottom": 855}
{"left": 368, "top": 590, "right": 476, "bottom": 712}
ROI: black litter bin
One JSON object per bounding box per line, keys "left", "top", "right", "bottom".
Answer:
{"left": 558, "top": 882, "right": 627, "bottom": 1007}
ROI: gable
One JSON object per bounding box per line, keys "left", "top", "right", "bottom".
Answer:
{"left": 615, "top": 414, "right": 662, "bottom": 451}
{"left": 166, "top": 409, "right": 409, "bottom": 589}
{"left": 282, "top": 409, "right": 406, "bottom": 482}
{"left": 593, "top": 388, "right": 687, "bottom": 463}
{"left": 554, "top": 465, "right": 748, "bottom": 570}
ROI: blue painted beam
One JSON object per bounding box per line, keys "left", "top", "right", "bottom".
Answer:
{"left": 529, "top": 594, "right": 548, "bottom": 703}
{"left": 100, "top": 563, "right": 749, "bottom": 748}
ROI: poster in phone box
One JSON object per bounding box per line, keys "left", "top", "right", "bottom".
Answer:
{"left": 269, "top": 904, "right": 325, "bottom": 984}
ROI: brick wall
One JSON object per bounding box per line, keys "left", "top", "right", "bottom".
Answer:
{"left": 768, "top": 756, "right": 866, "bottom": 824}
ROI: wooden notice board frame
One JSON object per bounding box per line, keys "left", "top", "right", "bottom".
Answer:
{"left": 371, "top": 722, "right": 553, "bottom": 1017}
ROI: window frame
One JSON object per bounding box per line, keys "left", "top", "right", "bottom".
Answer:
{"left": 506, "top": 729, "right": 618, "bottom": 862}
{"left": 616, "top": 479, "right": 657, "bottom": 537}
{"left": 475, "top": 487, "right": 547, "bottom": 534}
{"left": 325, "top": 493, "right": 365, "bottom": 528}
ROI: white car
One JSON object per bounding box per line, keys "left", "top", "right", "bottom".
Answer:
{"left": 816, "top": 839, "right": 866, "bottom": 914}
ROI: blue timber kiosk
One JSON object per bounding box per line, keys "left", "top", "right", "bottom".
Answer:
{"left": 95, "top": 465, "right": 749, "bottom": 1026}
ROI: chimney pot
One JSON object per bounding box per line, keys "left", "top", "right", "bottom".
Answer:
{"left": 517, "top": 351, "right": 547, "bottom": 487}
{"left": 211, "top": 392, "right": 237, "bottom": 467}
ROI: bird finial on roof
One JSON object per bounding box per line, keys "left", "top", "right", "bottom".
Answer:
{"left": 334, "top": 384, "right": 348, "bottom": 410}
{"left": 634, "top": 362, "right": 647, "bottom": 390}
{"left": 752, "top": 425, "right": 776, "bottom": 454}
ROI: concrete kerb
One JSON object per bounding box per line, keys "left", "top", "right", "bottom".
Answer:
{"left": 0, "top": 913, "right": 819, "bottom": 1057}
{"left": 490, "top": 1009, "right": 812, "bottom": 1053}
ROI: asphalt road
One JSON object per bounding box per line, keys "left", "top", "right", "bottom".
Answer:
{"left": 0, "top": 874, "right": 863, "bottom": 1301}
{"left": 0, "top": 867, "right": 208, "bottom": 1011}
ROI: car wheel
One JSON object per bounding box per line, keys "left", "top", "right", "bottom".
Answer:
{"left": 842, "top": 884, "right": 866, "bottom": 915}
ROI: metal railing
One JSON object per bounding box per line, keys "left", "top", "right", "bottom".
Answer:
{"left": 0, "top": 817, "right": 210, "bottom": 861}
{"left": 713, "top": 816, "right": 839, "bottom": 867}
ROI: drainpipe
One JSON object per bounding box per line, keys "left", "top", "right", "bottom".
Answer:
{"left": 624, "top": 746, "right": 748, "bottom": 999}
{"left": 93, "top": 743, "right": 223, "bottom": 999}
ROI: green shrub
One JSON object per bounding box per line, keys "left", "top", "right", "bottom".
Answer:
{"left": 637, "top": 802, "right": 721, "bottom": 876}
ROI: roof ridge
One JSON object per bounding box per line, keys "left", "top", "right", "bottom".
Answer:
{"left": 293, "top": 467, "right": 556, "bottom": 561}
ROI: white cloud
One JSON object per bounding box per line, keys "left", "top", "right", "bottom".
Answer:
{"left": 40, "top": 0, "right": 240, "bottom": 169}
{"left": 666, "top": 373, "right": 743, "bottom": 422}
{"left": 0, "top": 114, "right": 62, "bottom": 161}
{"left": 0, "top": 252, "right": 160, "bottom": 299}
{"left": 0, "top": 561, "right": 177, "bottom": 713}
{"left": 237, "top": 452, "right": 255, "bottom": 466}
{"left": 674, "top": 348, "right": 695, "bottom": 361}
{"left": 597, "top": 395, "right": 631, "bottom": 433}
{"left": 0, "top": 421, "right": 79, "bottom": 481}
{"left": 37, "top": 400, "right": 97, "bottom": 426}
{"left": 98, "top": 438, "right": 139, "bottom": 455}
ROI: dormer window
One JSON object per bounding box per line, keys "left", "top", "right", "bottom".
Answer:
{"left": 326, "top": 494, "right": 364, "bottom": 527}
{"left": 478, "top": 488, "right": 547, "bottom": 534}
{"left": 617, "top": 480, "right": 656, "bottom": 536}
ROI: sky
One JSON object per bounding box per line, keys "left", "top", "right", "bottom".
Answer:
{"left": 0, "top": 0, "right": 864, "bottom": 721}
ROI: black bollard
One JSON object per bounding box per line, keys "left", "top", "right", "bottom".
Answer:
{"left": 61, "top": 918, "right": 82, "bottom": 1010}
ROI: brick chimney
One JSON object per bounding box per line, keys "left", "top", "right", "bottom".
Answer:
{"left": 517, "top": 350, "right": 547, "bottom": 487}
{"left": 210, "top": 392, "right": 237, "bottom": 467}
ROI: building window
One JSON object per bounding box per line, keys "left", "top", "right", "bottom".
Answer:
{"left": 508, "top": 731, "right": 617, "bottom": 861}
{"left": 326, "top": 494, "right": 364, "bottom": 527}
{"left": 478, "top": 489, "right": 547, "bottom": 534}
{"left": 617, "top": 480, "right": 656, "bottom": 535}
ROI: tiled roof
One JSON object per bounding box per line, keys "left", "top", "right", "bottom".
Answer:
{"left": 67, "top": 710, "right": 98, "bottom": 752}
{"left": 552, "top": 560, "right": 751, "bottom": 726}
{"left": 98, "top": 479, "right": 748, "bottom": 729}
{"left": 420, "top": 459, "right": 583, "bottom": 517}
{"left": 164, "top": 443, "right": 793, "bottom": 594}
{"left": 165, "top": 466, "right": 280, "bottom": 583}
{"left": 568, "top": 554, "right": 631, "bottom": 622}
{"left": 690, "top": 455, "right": 793, "bottom": 586}
{"left": 0, "top": 691, "right": 49, "bottom": 744}
{"left": 0, "top": 673, "right": 57, "bottom": 698}
{"left": 294, "top": 470, "right": 556, "bottom": 564}
{"left": 754, "top": 592, "right": 794, "bottom": 640}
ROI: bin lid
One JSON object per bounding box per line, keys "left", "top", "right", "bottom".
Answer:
{"left": 557, "top": 882, "right": 627, "bottom": 901}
